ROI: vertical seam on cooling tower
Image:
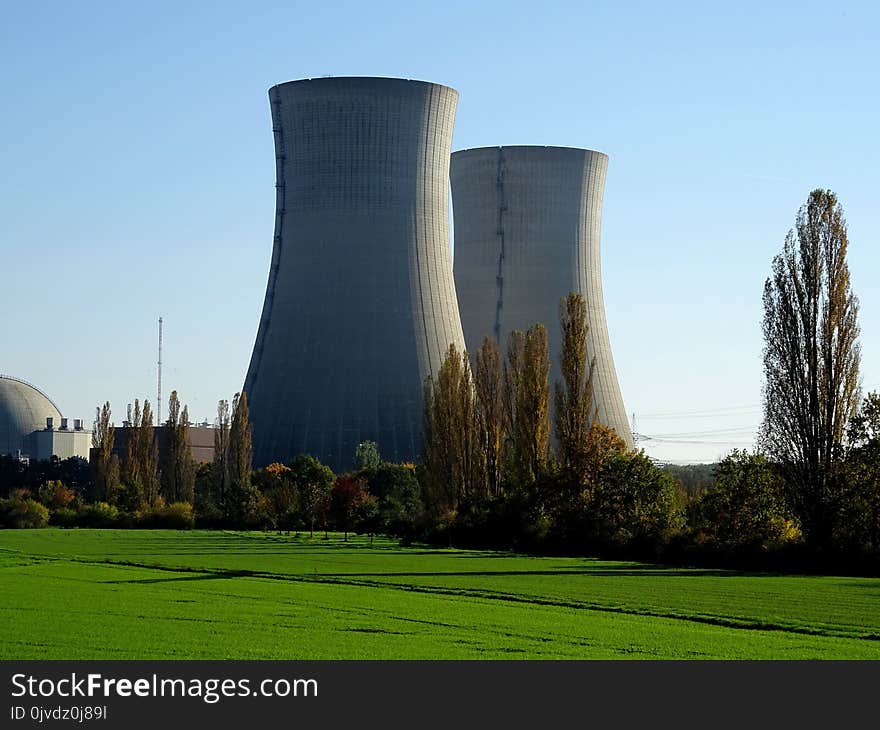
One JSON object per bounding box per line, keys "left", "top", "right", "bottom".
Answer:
{"left": 493, "top": 146, "right": 506, "bottom": 342}
{"left": 247, "top": 87, "right": 287, "bottom": 393}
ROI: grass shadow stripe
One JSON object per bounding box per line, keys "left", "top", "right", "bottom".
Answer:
{"left": 63, "top": 555, "right": 880, "bottom": 643}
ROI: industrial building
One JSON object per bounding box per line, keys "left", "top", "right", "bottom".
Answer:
{"left": 0, "top": 375, "right": 92, "bottom": 461}
{"left": 451, "top": 146, "right": 633, "bottom": 449}
{"left": 244, "top": 77, "right": 466, "bottom": 471}
{"left": 108, "top": 424, "right": 215, "bottom": 465}
{"left": 23, "top": 417, "right": 91, "bottom": 462}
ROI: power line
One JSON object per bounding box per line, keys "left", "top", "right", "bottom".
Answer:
{"left": 637, "top": 433, "right": 754, "bottom": 446}
{"left": 644, "top": 426, "right": 757, "bottom": 438}
{"left": 637, "top": 405, "right": 760, "bottom": 419}
{"left": 654, "top": 458, "right": 719, "bottom": 465}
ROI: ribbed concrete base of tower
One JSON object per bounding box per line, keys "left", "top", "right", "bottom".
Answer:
{"left": 244, "top": 77, "right": 466, "bottom": 472}
{"left": 451, "top": 145, "right": 633, "bottom": 449}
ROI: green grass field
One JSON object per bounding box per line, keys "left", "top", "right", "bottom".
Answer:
{"left": 1, "top": 529, "right": 879, "bottom": 659}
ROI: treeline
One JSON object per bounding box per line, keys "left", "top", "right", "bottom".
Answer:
{"left": 411, "top": 190, "right": 880, "bottom": 571}
{"left": 417, "top": 293, "right": 683, "bottom": 557}
{"left": 2, "top": 190, "right": 877, "bottom": 573}
{"left": 90, "top": 392, "right": 203, "bottom": 511}
{"left": 661, "top": 464, "right": 716, "bottom": 496}
{"left": 0, "top": 391, "right": 423, "bottom": 540}
{"left": 1, "top": 391, "right": 251, "bottom": 530}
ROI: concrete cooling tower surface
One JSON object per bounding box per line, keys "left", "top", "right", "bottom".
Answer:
{"left": 244, "top": 77, "right": 466, "bottom": 471}
{"left": 451, "top": 145, "right": 633, "bottom": 449}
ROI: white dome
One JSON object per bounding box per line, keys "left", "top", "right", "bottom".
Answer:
{"left": 0, "top": 375, "right": 63, "bottom": 455}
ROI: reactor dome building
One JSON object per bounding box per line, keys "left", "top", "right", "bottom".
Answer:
{"left": 0, "top": 375, "right": 63, "bottom": 456}
{"left": 244, "top": 77, "right": 466, "bottom": 471}
{"left": 451, "top": 145, "right": 633, "bottom": 449}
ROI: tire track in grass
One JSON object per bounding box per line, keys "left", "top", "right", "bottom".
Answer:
{"left": 54, "top": 555, "right": 880, "bottom": 643}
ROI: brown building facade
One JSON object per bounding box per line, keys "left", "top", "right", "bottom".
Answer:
{"left": 96, "top": 425, "right": 216, "bottom": 466}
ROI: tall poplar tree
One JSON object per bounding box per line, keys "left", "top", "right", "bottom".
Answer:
{"left": 761, "top": 188, "right": 861, "bottom": 546}
{"left": 121, "top": 399, "right": 158, "bottom": 509}
{"left": 503, "top": 324, "right": 550, "bottom": 485}
{"left": 213, "top": 399, "right": 231, "bottom": 514}
{"left": 554, "top": 293, "right": 597, "bottom": 480}
{"left": 474, "top": 336, "right": 505, "bottom": 496}
{"left": 229, "top": 392, "right": 252, "bottom": 490}
{"left": 92, "top": 401, "right": 117, "bottom": 502}
{"left": 422, "top": 344, "right": 480, "bottom": 511}
{"left": 139, "top": 400, "right": 159, "bottom": 507}
{"left": 162, "top": 391, "right": 196, "bottom": 504}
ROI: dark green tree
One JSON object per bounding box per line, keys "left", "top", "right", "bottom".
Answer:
{"left": 841, "top": 392, "right": 880, "bottom": 554}
{"left": 193, "top": 461, "right": 222, "bottom": 525}
{"left": 253, "top": 463, "right": 299, "bottom": 533}
{"left": 591, "top": 450, "right": 684, "bottom": 547}
{"left": 548, "top": 423, "right": 628, "bottom": 539}
{"left": 693, "top": 450, "right": 799, "bottom": 552}
{"left": 289, "top": 454, "right": 334, "bottom": 537}
{"left": 355, "top": 441, "right": 381, "bottom": 471}
{"left": 365, "top": 462, "right": 423, "bottom": 539}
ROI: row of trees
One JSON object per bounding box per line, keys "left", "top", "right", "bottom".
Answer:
{"left": 2, "top": 384, "right": 425, "bottom": 539}
{"left": 89, "top": 391, "right": 253, "bottom": 522}
{"left": 4, "top": 188, "right": 876, "bottom": 571}
{"left": 420, "top": 293, "right": 683, "bottom": 554}
{"left": 250, "top": 450, "right": 422, "bottom": 542}
{"left": 412, "top": 188, "right": 879, "bottom": 566}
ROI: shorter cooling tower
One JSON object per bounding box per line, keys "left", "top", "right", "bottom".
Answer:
{"left": 451, "top": 145, "right": 633, "bottom": 449}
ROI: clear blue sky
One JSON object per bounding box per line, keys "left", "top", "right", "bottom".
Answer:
{"left": 2, "top": 1, "right": 878, "bottom": 463}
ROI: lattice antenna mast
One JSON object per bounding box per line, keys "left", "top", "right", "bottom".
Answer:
{"left": 632, "top": 411, "right": 639, "bottom": 448}
{"left": 157, "top": 317, "right": 163, "bottom": 425}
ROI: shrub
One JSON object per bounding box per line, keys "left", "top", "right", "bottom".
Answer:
{"left": 594, "top": 451, "right": 685, "bottom": 547}
{"left": 431, "top": 509, "right": 458, "bottom": 546}
{"left": 0, "top": 497, "right": 49, "bottom": 528}
{"left": 243, "top": 492, "right": 273, "bottom": 530}
{"left": 75, "top": 502, "right": 120, "bottom": 528}
{"left": 256, "top": 463, "right": 299, "bottom": 532}
{"left": 159, "top": 502, "right": 195, "bottom": 530}
{"left": 137, "top": 502, "right": 195, "bottom": 529}
{"left": 365, "top": 462, "right": 423, "bottom": 539}
{"left": 50, "top": 507, "right": 77, "bottom": 527}
{"left": 193, "top": 496, "right": 224, "bottom": 528}
{"left": 693, "top": 450, "right": 801, "bottom": 552}
{"left": 38, "top": 480, "right": 77, "bottom": 510}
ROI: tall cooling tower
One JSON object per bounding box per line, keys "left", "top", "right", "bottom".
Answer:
{"left": 451, "top": 145, "right": 633, "bottom": 449}
{"left": 244, "top": 77, "right": 466, "bottom": 471}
